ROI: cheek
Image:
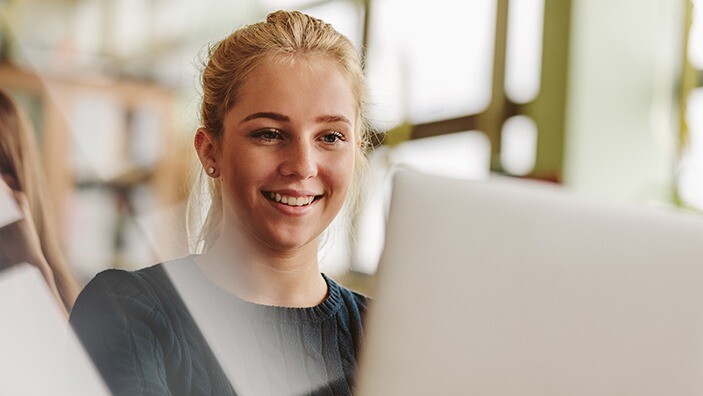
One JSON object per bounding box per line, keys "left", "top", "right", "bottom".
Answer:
{"left": 329, "top": 150, "right": 356, "bottom": 193}
{"left": 223, "top": 146, "right": 265, "bottom": 179}
{"left": 220, "top": 152, "right": 264, "bottom": 203}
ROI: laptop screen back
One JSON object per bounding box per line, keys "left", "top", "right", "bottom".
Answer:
{"left": 357, "top": 170, "right": 703, "bottom": 396}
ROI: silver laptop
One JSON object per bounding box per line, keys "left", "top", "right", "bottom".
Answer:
{"left": 0, "top": 264, "right": 109, "bottom": 396}
{"left": 356, "top": 170, "right": 703, "bottom": 396}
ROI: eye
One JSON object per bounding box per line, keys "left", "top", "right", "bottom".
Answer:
{"left": 251, "top": 129, "right": 283, "bottom": 141}
{"left": 321, "top": 131, "right": 346, "bottom": 144}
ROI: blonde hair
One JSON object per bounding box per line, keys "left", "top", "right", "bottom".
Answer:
{"left": 190, "top": 10, "right": 371, "bottom": 252}
{"left": 0, "top": 89, "right": 80, "bottom": 311}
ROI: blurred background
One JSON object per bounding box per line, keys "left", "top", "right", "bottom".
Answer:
{"left": 0, "top": 0, "right": 701, "bottom": 294}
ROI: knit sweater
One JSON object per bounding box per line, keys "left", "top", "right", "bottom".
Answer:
{"left": 69, "top": 255, "right": 368, "bottom": 396}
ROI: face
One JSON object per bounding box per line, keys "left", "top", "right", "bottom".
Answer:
{"left": 205, "top": 56, "right": 357, "bottom": 254}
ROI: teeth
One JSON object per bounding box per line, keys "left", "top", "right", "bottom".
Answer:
{"left": 269, "top": 192, "right": 315, "bottom": 207}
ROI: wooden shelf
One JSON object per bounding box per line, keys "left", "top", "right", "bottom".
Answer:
{"left": 1, "top": 62, "right": 191, "bottom": 281}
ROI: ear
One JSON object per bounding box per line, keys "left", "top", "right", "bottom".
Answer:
{"left": 194, "top": 128, "right": 220, "bottom": 178}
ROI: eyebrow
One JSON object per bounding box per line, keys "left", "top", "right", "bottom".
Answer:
{"left": 241, "top": 112, "right": 290, "bottom": 124}
{"left": 240, "top": 112, "right": 352, "bottom": 126}
{"left": 316, "top": 115, "right": 352, "bottom": 126}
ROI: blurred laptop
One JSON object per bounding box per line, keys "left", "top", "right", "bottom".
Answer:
{"left": 356, "top": 170, "right": 703, "bottom": 396}
{"left": 0, "top": 185, "right": 21, "bottom": 227}
{"left": 0, "top": 264, "right": 109, "bottom": 395}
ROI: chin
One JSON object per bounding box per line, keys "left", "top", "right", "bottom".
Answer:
{"left": 260, "top": 232, "right": 319, "bottom": 253}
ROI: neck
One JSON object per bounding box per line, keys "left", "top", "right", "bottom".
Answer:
{"left": 195, "top": 230, "right": 327, "bottom": 308}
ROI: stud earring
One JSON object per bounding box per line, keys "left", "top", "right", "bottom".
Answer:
{"left": 207, "top": 166, "right": 215, "bottom": 175}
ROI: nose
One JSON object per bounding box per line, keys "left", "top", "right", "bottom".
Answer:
{"left": 279, "top": 138, "right": 318, "bottom": 180}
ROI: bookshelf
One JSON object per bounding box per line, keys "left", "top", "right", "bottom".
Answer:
{"left": 0, "top": 63, "right": 192, "bottom": 282}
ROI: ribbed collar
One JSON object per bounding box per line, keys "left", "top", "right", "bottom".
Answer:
{"left": 166, "top": 255, "right": 343, "bottom": 324}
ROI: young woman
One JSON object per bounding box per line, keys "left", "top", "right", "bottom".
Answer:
{"left": 70, "top": 10, "right": 371, "bottom": 395}
{"left": 0, "top": 88, "right": 80, "bottom": 316}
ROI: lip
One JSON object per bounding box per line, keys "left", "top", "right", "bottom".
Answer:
{"left": 265, "top": 189, "right": 321, "bottom": 197}
{"left": 261, "top": 189, "right": 323, "bottom": 216}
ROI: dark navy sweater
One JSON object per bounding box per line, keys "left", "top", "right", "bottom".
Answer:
{"left": 69, "top": 255, "right": 368, "bottom": 395}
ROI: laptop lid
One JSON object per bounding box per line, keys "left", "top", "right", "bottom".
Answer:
{"left": 0, "top": 184, "right": 21, "bottom": 228}
{"left": 356, "top": 170, "right": 703, "bottom": 395}
{"left": 0, "top": 264, "right": 109, "bottom": 395}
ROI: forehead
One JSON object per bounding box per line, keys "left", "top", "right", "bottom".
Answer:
{"left": 227, "top": 55, "right": 357, "bottom": 124}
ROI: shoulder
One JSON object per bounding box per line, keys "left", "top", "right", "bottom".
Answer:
{"left": 68, "top": 258, "right": 206, "bottom": 395}
{"left": 69, "top": 257, "right": 194, "bottom": 327}
{"left": 72, "top": 263, "right": 169, "bottom": 306}
{"left": 341, "top": 285, "right": 369, "bottom": 310}
{"left": 325, "top": 274, "right": 369, "bottom": 315}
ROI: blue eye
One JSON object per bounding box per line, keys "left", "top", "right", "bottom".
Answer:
{"left": 322, "top": 131, "right": 345, "bottom": 144}
{"left": 252, "top": 129, "right": 282, "bottom": 141}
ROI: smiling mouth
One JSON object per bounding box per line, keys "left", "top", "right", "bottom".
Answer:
{"left": 262, "top": 191, "right": 322, "bottom": 207}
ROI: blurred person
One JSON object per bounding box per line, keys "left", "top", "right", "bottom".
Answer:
{"left": 0, "top": 88, "right": 81, "bottom": 316}
{"left": 70, "top": 10, "right": 371, "bottom": 395}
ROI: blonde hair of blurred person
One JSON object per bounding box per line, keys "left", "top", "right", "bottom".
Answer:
{"left": 0, "top": 89, "right": 80, "bottom": 314}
